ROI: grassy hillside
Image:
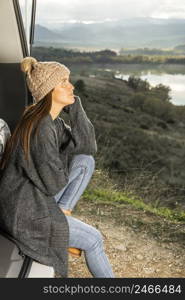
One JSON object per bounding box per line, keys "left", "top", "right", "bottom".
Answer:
{"left": 81, "top": 168, "right": 185, "bottom": 244}
{"left": 64, "top": 73, "right": 185, "bottom": 211}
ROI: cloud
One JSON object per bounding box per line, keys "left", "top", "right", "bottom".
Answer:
{"left": 34, "top": 0, "right": 185, "bottom": 24}
{"left": 151, "top": 0, "right": 185, "bottom": 18}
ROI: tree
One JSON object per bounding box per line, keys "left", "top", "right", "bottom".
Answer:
{"left": 151, "top": 84, "right": 171, "bottom": 102}
{"left": 127, "top": 76, "right": 150, "bottom": 92}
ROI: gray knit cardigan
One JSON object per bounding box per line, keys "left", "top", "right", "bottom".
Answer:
{"left": 0, "top": 95, "right": 97, "bottom": 277}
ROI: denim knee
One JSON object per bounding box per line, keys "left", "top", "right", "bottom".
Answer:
{"left": 85, "top": 155, "right": 95, "bottom": 174}
{"left": 82, "top": 154, "right": 95, "bottom": 168}
{"left": 73, "top": 154, "right": 95, "bottom": 173}
{"left": 87, "top": 227, "right": 104, "bottom": 253}
{"left": 87, "top": 155, "right": 95, "bottom": 168}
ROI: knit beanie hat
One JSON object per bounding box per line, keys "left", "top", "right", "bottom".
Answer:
{"left": 20, "top": 57, "right": 70, "bottom": 102}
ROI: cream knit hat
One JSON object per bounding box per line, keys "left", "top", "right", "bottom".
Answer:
{"left": 20, "top": 57, "right": 70, "bottom": 102}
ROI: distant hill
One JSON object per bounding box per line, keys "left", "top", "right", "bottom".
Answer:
{"left": 174, "top": 44, "right": 185, "bottom": 51}
{"left": 34, "top": 24, "right": 63, "bottom": 42}
{"left": 66, "top": 73, "right": 185, "bottom": 210}
{"left": 34, "top": 18, "right": 185, "bottom": 50}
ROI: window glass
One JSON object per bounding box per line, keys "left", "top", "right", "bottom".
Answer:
{"left": 18, "top": 0, "right": 33, "bottom": 45}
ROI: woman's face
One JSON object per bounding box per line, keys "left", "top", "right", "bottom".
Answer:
{"left": 51, "top": 75, "right": 75, "bottom": 106}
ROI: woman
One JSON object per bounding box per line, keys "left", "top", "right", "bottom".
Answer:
{"left": 0, "top": 57, "right": 114, "bottom": 278}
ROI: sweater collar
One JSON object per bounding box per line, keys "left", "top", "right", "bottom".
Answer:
{"left": 47, "top": 113, "right": 59, "bottom": 122}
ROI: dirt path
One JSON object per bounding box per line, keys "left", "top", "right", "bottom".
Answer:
{"left": 68, "top": 200, "right": 185, "bottom": 278}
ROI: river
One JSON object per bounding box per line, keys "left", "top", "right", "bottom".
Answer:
{"left": 72, "top": 63, "right": 185, "bottom": 106}
{"left": 99, "top": 64, "right": 185, "bottom": 106}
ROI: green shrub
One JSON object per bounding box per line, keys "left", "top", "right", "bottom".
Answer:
{"left": 128, "top": 75, "right": 150, "bottom": 91}
{"left": 150, "top": 84, "right": 171, "bottom": 102}
{"left": 138, "top": 114, "right": 154, "bottom": 129}
{"left": 142, "top": 96, "right": 175, "bottom": 122}
{"left": 130, "top": 93, "right": 146, "bottom": 110}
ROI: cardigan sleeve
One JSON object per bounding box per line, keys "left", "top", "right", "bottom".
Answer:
{"left": 24, "top": 123, "right": 69, "bottom": 197}
{"left": 62, "top": 95, "right": 97, "bottom": 156}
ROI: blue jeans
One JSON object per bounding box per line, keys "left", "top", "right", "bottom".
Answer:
{"left": 54, "top": 154, "right": 115, "bottom": 278}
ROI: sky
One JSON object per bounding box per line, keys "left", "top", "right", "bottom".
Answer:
{"left": 32, "top": 0, "right": 185, "bottom": 25}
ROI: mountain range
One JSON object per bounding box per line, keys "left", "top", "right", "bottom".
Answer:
{"left": 34, "top": 18, "right": 185, "bottom": 50}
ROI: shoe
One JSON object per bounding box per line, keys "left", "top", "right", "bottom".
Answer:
{"left": 61, "top": 209, "right": 72, "bottom": 216}
{"left": 68, "top": 247, "right": 82, "bottom": 257}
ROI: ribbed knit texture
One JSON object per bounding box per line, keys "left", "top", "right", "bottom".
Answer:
{"left": 21, "top": 58, "right": 70, "bottom": 102}
{"left": 0, "top": 96, "right": 97, "bottom": 277}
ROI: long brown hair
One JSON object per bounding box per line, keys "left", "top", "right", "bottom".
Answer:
{"left": 0, "top": 90, "right": 53, "bottom": 170}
